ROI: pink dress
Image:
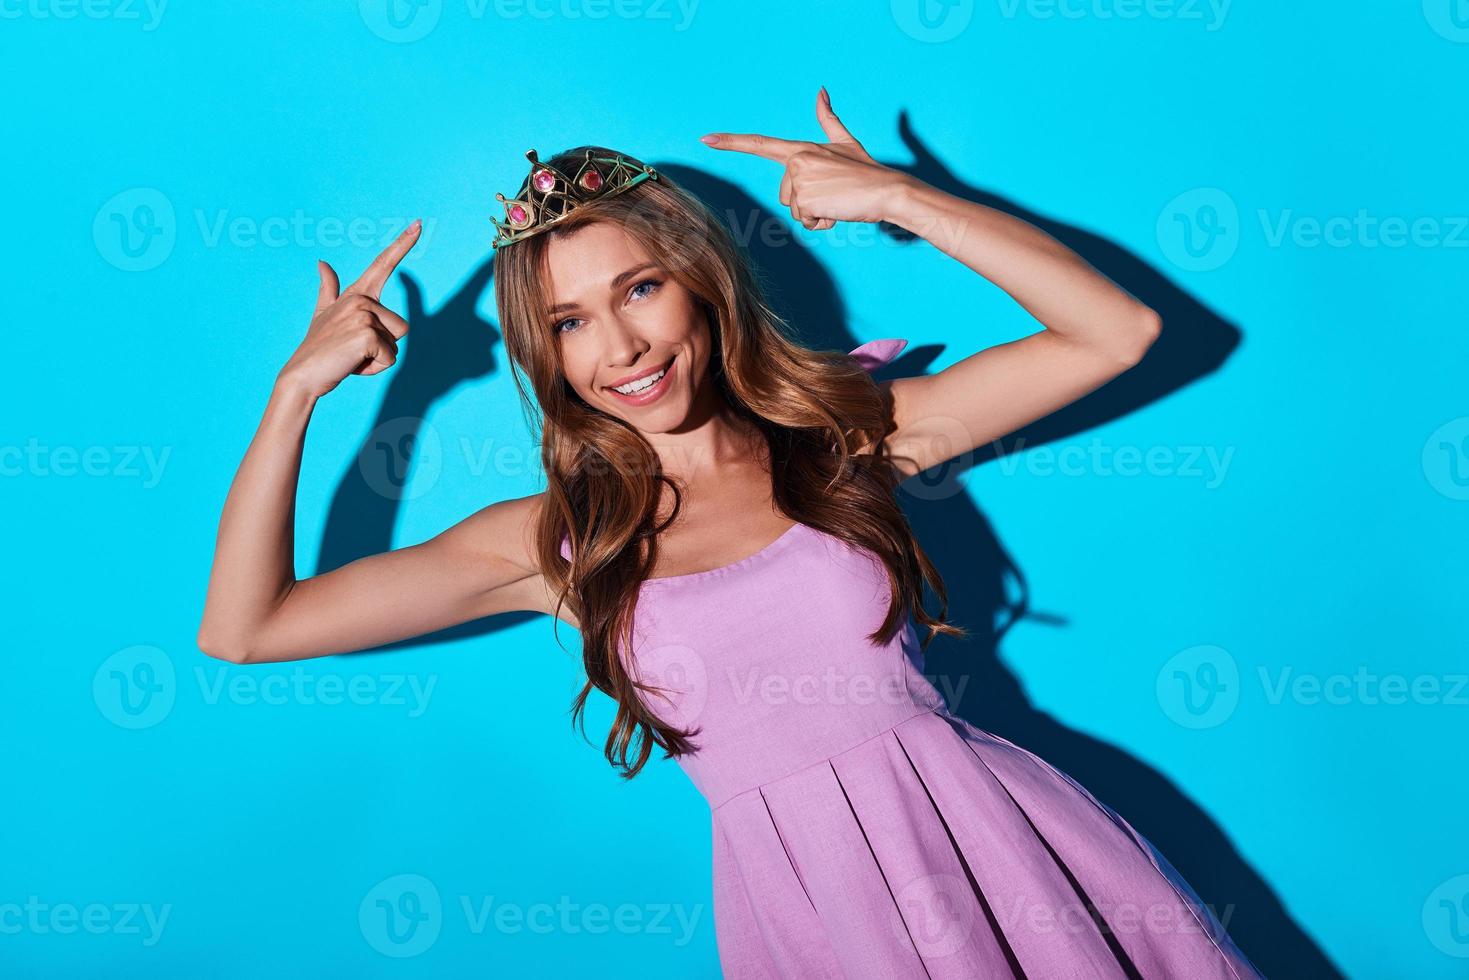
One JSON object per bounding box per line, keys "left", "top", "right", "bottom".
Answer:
{"left": 561, "top": 340, "right": 1264, "bottom": 979}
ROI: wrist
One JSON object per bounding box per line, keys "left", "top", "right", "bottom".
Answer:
{"left": 271, "top": 370, "right": 321, "bottom": 412}
{"left": 880, "top": 172, "right": 930, "bottom": 231}
{"left": 875, "top": 172, "right": 922, "bottom": 227}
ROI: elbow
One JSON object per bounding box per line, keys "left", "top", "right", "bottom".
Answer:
{"left": 1117, "top": 306, "right": 1162, "bottom": 367}
{"left": 196, "top": 625, "right": 253, "bottom": 665}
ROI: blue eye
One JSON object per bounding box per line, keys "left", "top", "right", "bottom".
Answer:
{"left": 554, "top": 279, "right": 661, "bottom": 336}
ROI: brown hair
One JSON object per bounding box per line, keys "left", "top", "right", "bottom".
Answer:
{"left": 493, "top": 145, "right": 966, "bottom": 779}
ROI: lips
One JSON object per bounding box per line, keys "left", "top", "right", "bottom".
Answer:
{"left": 606, "top": 357, "right": 674, "bottom": 392}
{"left": 605, "top": 355, "right": 676, "bottom": 405}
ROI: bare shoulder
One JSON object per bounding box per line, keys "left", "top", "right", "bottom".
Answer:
{"left": 438, "top": 491, "right": 578, "bottom": 629}
{"left": 438, "top": 490, "right": 545, "bottom": 573}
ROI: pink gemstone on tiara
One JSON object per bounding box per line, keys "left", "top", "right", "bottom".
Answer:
{"left": 580, "top": 169, "right": 603, "bottom": 191}
{"left": 508, "top": 204, "right": 528, "bottom": 226}
{"left": 533, "top": 169, "right": 556, "bottom": 192}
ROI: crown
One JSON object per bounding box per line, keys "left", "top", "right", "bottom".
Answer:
{"left": 490, "top": 148, "right": 660, "bottom": 249}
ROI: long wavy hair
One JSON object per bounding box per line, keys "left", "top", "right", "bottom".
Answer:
{"left": 494, "top": 145, "right": 967, "bottom": 779}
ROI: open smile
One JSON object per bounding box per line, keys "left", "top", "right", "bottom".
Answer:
{"left": 605, "top": 356, "right": 676, "bottom": 405}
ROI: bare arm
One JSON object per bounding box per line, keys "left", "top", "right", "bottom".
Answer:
{"left": 196, "top": 221, "right": 566, "bottom": 664}
{"left": 202, "top": 478, "right": 552, "bottom": 664}
{"left": 701, "top": 91, "right": 1161, "bottom": 480}
{"left": 878, "top": 176, "right": 1161, "bottom": 479}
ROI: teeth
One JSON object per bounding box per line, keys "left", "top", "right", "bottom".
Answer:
{"left": 613, "top": 364, "right": 668, "bottom": 395}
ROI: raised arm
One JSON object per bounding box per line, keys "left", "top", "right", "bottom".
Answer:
{"left": 876, "top": 177, "right": 1160, "bottom": 479}
{"left": 701, "top": 88, "right": 1161, "bottom": 480}
{"left": 196, "top": 222, "right": 563, "bottom": 664}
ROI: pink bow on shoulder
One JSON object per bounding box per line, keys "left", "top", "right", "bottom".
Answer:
{"left": 846, "top": 338, "right": 908, "bottom": 374}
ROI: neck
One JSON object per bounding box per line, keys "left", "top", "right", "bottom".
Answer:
{"left": 645, "top": 390, "right": 766, "bottom": 485}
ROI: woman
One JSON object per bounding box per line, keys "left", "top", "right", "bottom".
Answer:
{"left": 198, "top": 91, "right": 1263, "bottom": 978}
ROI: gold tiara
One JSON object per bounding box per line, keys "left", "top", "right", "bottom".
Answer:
{"left": 490, "top": 148, "right": 660, "bottom": 249}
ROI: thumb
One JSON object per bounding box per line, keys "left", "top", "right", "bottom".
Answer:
{"left": 315, "top": 259, "right": 341, "bottom": 312}
{"left": 816, "top": 87, "right": 861, "bottom": 148}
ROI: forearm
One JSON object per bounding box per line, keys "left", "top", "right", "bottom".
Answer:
{"left": 884, "top": 176, "right": 1158, "bottom": 357}
{"left": 197, "top": 374, "right": 318, "bottom": 655}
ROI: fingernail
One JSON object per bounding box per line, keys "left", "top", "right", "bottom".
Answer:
{"left": 821, "top": 86, "right": 831, "bottom": 107}
{"left": 700, "top": 134, "right": 720, "bottom": 145}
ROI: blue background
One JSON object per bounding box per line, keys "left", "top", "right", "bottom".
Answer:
{"left": 5, "top": 1, "right": 1467, "bottom": 976}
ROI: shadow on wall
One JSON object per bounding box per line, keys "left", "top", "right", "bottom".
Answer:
{"left": 314, "top": 111, "right": 1342, "bottom": 979}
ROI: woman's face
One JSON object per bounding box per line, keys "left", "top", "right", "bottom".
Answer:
{"left": 543, "top": 221, "right": 713, "bottom": 433}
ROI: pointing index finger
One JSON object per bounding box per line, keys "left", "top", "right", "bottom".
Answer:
{"left": 701, "top": 132, "right": 807, "bottom": 163}
{"left": 346, "top": 219, "right": 422, "bottom": 300}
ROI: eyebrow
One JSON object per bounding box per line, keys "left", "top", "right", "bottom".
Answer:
{"left": 547, "top": 262, "right": 662, "bottom": 317}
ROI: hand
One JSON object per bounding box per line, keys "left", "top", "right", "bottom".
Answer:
{"left": 700, "top": 88, "right": 911, "bottom": 231}
{"left": 277, "top": 219, "right": 421, "bottom": 399}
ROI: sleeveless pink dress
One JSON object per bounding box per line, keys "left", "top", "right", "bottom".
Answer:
{"left": 560, "top": 340, "right": 1264, "bottom": 979}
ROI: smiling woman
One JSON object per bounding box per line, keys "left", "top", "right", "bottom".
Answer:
{"left": 485, "top": 138, "right": 1255, "bottom": 976}
{"left": 198, "top": 121, "right": 1258, "bottom": 978}
{"left": 540, "top": 230, "right": 710, "bottom": 418}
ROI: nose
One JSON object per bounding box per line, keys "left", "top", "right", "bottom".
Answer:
{"left": 601, "top": 314, "right": 650, "bottom": 371}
